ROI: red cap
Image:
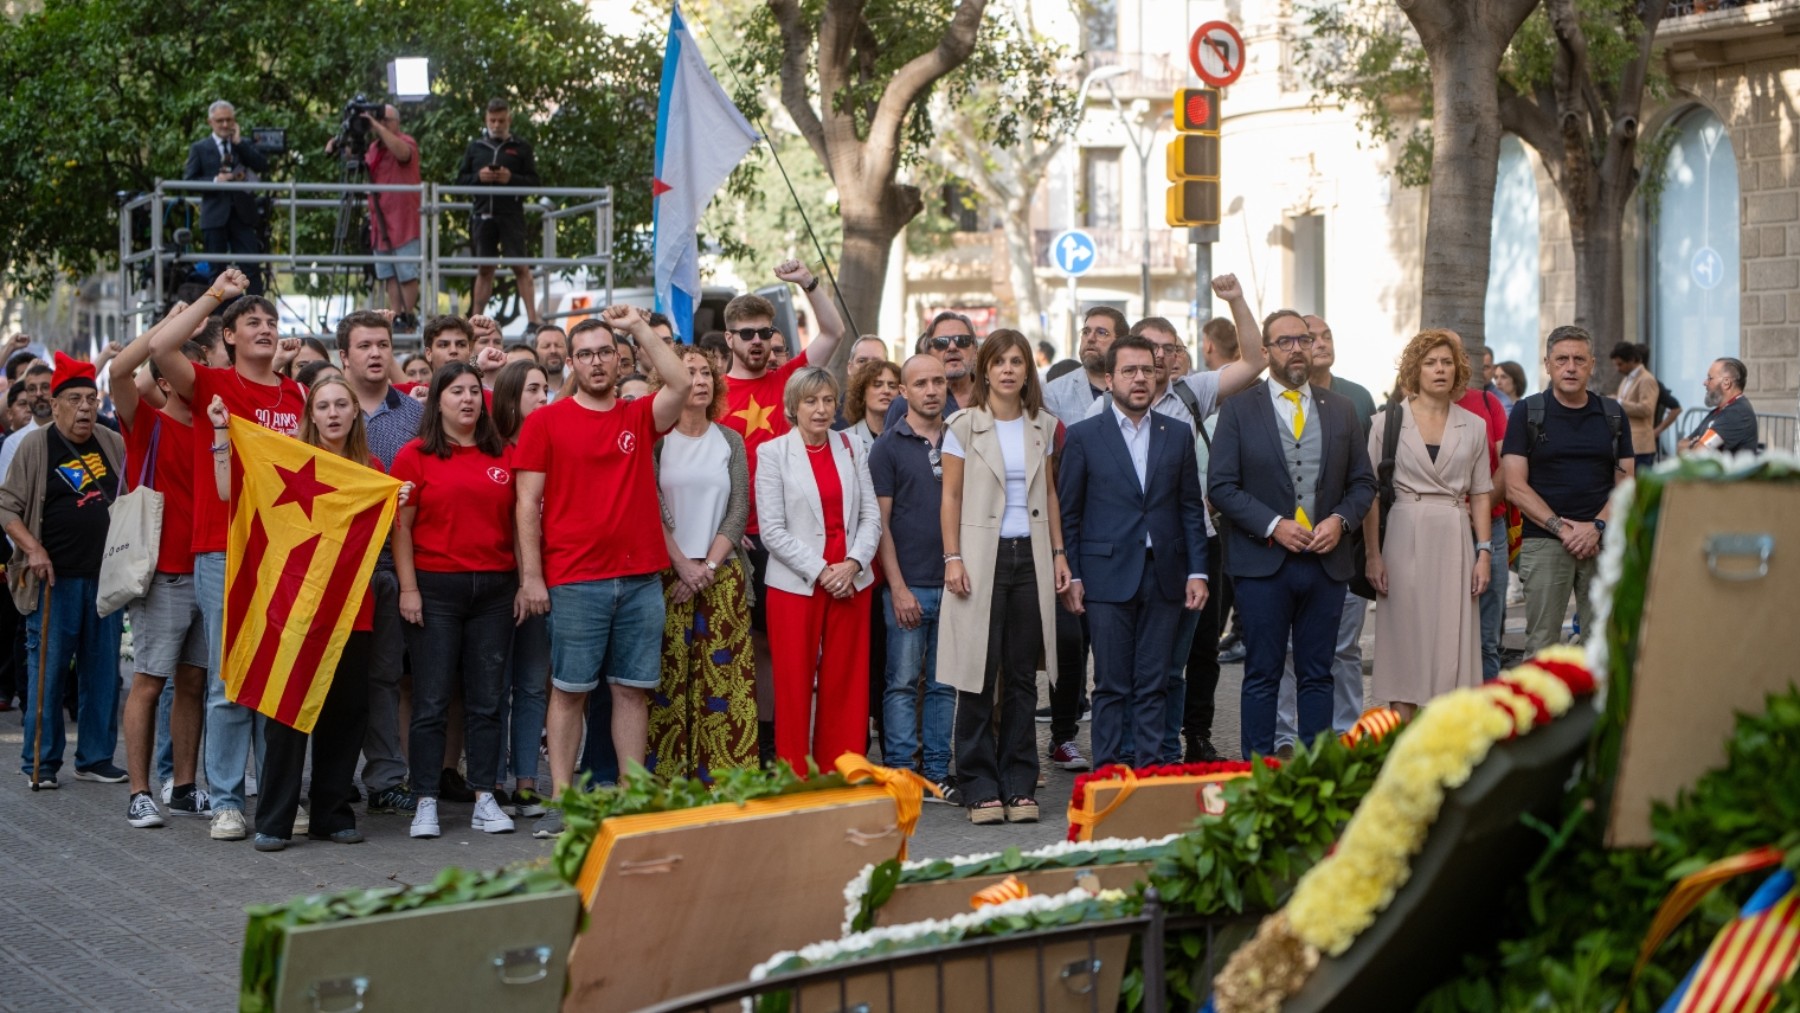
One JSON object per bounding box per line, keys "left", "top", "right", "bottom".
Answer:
{"left": 51, "top": 351, "right": 97, "bottom": 396}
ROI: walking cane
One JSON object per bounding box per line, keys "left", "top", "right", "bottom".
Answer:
{"left": 28, "top": 580, "right": 51, "bottom": 791}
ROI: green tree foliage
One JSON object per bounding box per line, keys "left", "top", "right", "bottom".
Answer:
{"left": 0, "top": 0, "right": 660, "bottom": 300}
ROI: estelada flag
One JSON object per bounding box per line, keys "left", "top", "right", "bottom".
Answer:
{"left": 222, "top": 418, "right": 399, "bottom": 732}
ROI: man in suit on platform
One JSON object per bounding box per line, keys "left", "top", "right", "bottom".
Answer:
{"left": 1208, "top": 310, "right": 1376, "bottom": 759}
{"left": 1059, "top": 336, "right": 1209, "bottom": 768}
{"left": 184, "top": 100, "right": 269, "bottom": 294}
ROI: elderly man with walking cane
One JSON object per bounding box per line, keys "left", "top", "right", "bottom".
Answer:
{"left": 0, "top": 354, "right": 128, "bottom": 790}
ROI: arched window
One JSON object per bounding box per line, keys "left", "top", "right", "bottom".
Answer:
{"left": 1485, "top": 135, "right": 1541, "bottom": 390}
{"left": 1650, "top": 106, "right": 1739, "bottom": 426}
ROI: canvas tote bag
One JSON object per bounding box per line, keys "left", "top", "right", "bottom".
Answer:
{"left": 96, "top": 419, "right": 163, "bottom": 617}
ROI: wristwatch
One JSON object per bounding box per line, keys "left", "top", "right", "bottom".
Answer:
{"left": 1474, "top": 540, "right": 1493, "bottom": 555}
{"left": 704, "top": 559, "right": 718, "bottom": 573}
{"left": 1593, "top": 518, "right": 1607, "bottom": 533}
{"left": 803, "top": 277, "right": 820, "bottom": 293}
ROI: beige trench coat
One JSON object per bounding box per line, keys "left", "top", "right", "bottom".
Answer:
{"left": 935, "top": 408, "right": 1060, "bottom": 695}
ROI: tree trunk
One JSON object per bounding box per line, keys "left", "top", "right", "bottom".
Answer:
{"left": 1415, "top": 35, "right": 1511, "bottom": 355}
{"left": 830, "top": 182, "right": 922, "bottom": 369}
{"left": 1000, "top": 193, "right": 1048, "bottom": 341}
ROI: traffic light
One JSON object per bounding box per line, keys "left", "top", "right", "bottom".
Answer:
{"left": 1166, "top": 87, "right": 1221, "bottom": 227}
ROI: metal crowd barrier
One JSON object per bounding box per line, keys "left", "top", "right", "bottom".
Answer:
{"left": 1672, "top": 406, "right": 1797, "bottom": 454}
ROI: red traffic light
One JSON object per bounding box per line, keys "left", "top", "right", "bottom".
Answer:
{"left": 1174, "top": 88, "right": 1220, "bottom": 132}
{"left": 1186, "top": 93, "right": 1211, "bottom": 129}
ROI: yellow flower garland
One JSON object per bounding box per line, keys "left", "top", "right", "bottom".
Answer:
{"left": 1214, "top": 651, "right": 1594, "bottom": 1011}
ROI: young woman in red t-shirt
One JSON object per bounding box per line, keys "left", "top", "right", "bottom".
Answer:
{"left": 207, "top": 380, "right": 408, "bottom": 852}
{"left": 490, "top": 359, "right": 552, "bottom": 816}
{"left": 391, "top": 362, "right": 520, "bottom": 839}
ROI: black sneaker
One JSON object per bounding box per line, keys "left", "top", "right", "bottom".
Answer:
{"left": 167, "top": 784, "right": 212, "bottom": 816}
{"left": 1184, "top": 736, "right": 1223, "bottom": 763}
{"left": 74, "top": 762, "right": 129, "bottom": 783}
{"left": 439, "top": 768, "right": 476, "bottom": 804}
{"left": 366, "top": 784, "right": 418, "bottom": 814}
{"left": 1034, "top": 705, "right": 1053, "bottom": 723}
{"left": 1218, "top": 639, "right": 1247, "bottom": 664}
{"left": 24, "top": 773, "right": 59, "bottom": 790}
{"left": 127, "top": 792, "right": 166, "bottom": 828}
{"left": 926, "top": 779, "right": 961, "bottom": 806}
{"left": 532, "top": 808, "right": 565, "bottom": 839}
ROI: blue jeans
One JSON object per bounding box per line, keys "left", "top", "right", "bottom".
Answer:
{"left": 881, "top": 586, "right": 953, "bottom": 781}
{"left": 19, "top": 576, "right": 123, "bottom": 777}
{"left": 547, "top": 575, "right": 665, "bottom": 692}
{"left": 1478, "top": 513, "right": 1509, "bottom": 680}
{"left": 506, "top": 612, "right": 551, "bottom": 786}
{"left": 1237, "top": 556, "right": 1343, "bottom": 759}
{"left": 155, "top": 679, "right": 174, "bottom": 785}
{"left": 196, "top": 551, "right": 264, "bottom": 813}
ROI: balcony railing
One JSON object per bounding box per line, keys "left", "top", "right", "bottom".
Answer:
{"left": 1086, "top": 50, "right": 1190, "bottom": 97}
{"left": 1034, "top": 227, "right": 1190, "bottom": 274}
{"left": 1668, "top": 0, "right": 1763, "bottom": 14}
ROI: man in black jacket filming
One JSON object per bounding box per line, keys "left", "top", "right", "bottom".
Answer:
{"left": 456, "top": 98, "right": 541, "bottom": 324}
{"left": 184, "top": 100, "right": 270, "bottom": 294}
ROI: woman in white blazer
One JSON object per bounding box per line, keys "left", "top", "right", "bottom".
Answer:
{"left": 754, "top": 367, "right": 883, "bottom": 772}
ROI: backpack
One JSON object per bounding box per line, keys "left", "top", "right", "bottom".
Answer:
{"left": 1523, "top": 391, "right": 1625, "bottom": 472}
{"left": 1348, "top": 404, "right": 1403, "bottom": 602}
{"left": 1169, "top": 380, "right": 1212, "bottom": 451}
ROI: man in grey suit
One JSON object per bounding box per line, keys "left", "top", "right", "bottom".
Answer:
{"left": 184, "top": 100, "right": 269, "bottom": 294}
{"left": 1207, "top": 310, "right": 1376, "bottom": 759}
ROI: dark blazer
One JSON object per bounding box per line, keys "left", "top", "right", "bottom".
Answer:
{"left": 1059, "top": 404, "right": 1208, "bottom": 603}
{"left": 183, "top": 135, "right": 268, "bottom": 229}
{"left": 1207, "top": 380, "right": 1377, "bottom": 582}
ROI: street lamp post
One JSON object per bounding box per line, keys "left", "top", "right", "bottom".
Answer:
{"left": 1063, "top": 64, "right": 1132, "bottom": 356}
{"left": 1100, "top": 82, "right": 1169, "bottom": 321}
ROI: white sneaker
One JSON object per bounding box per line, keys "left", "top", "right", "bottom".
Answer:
{"left": 160, "top": 781, "right": 171, "bottom": 805}
{"left": 411, "top": 796, "right": 440, "bottom": 839}
{"left": 127, "top": 793, "right": 165, "bottom": 829}
{"left": 471, "top": 792, "right": 516, "bottom": 834}
{"left": 294, "top": 804, "right": 310, "bottom": 836}
{"left": 210, "top": 808, "right": 248, "bottom": 841}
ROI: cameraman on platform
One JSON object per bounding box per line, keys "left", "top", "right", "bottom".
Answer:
{"left": 184, "top": 100, "right": 269, "bottom": 294}
{"left": 327, "top": 103, "right": 422, "bottom": 330}
{"left": 455, "top": 98, "right": 541, "bottom": 324}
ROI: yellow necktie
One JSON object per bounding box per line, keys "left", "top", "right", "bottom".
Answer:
{"left": 1281, "top": 390, "right": 1312, "bottom": 530}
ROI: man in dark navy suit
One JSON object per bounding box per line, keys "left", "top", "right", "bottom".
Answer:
{"left": 1058, "top": 336, "right": 1209, "bottom": 768}
{"left": 1208, "top": 309, "right": 1376, "bottom": 760}
{"left": 184, "top": 100, "right": 269, "bottom": 294}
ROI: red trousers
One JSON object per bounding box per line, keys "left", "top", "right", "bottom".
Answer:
{"left": 766, "top": 585, "right": 871, "bottom": 773}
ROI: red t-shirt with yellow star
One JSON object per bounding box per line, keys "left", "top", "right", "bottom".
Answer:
{"left": 723, "top": 350, "right": 807, "bottom": 534}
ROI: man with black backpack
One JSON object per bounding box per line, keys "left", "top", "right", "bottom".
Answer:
{"left": 1501, "top": 325, "right": 1634, "bottom": 654}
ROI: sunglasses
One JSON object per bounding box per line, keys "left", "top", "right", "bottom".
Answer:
{"left": 929, "top": 334, "right": 976, "bottom": 351}
{"left": 732, "top": 327, "right": 779, "bottom": 343}
{"left": 928, "top": 445, "right": 942, "bottom": 482}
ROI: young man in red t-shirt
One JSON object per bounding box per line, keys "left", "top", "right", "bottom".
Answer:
{"left": 514, "top": 306, "right": 691, "bottom": 838}
{"left": 1455, "top": 383, "right": 1509, "bottom": 680}
{"left": 150, "top": 269, "right": 308, "bottom": 842}
{"left": 111, "top": 306, "right": 210, "bottom": 828}
{"left": 719, "top": 261, "right": 844, "bottom": 761}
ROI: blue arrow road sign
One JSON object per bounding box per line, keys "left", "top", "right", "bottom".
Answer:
{"left": 1052, "top": 230, "right": 1098, "bottom": 277}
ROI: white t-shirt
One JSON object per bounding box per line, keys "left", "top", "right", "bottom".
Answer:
{"left": 658, "top": 425, "right": 733, "bottom": 560}
{"left": 941, "top": 415, "right": 1046, "bottom": 538}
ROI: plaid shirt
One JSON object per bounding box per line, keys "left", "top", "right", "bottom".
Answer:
{"left": 363, "top": 385, "right": 423, "bottom": 469}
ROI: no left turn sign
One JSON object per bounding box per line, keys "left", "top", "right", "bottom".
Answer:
{"left": 1189, "top": 20, "right": 1245, "bottom": 88}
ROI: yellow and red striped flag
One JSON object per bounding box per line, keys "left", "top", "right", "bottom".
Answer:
{"left": 222, "top": 418, "right": 399, "bottom": 733}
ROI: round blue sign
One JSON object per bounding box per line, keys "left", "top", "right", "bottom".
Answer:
{"left": 1051, "top": 230, "right": 1098, "bottom": 277}
{"left": 1691, "top": 246, "right": 1724, "bottom": 291}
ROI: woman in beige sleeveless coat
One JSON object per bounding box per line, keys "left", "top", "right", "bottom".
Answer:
{"left": 1362, "top": 330, "right": 1493, "bottom": 718}
{"left": 937, "top": 330, "right": 1070, "bottom": 825}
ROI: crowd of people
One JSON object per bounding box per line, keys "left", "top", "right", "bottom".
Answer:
{"left": 0, "top": 251, "right": 1771, "bottom": 841}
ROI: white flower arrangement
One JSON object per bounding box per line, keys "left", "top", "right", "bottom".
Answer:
{"left": 758, "top": 887, "right": 1128, "bottom": 983}
{"left": 839, "top": 834, "right": 1179, "bottom": 935}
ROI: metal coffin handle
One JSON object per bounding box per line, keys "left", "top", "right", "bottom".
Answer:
{"left": 493, "top": 944, "right": 554, "bottom": 985}
{"left": 308, "top": 976, "right": 369, "bottom": 1013}
{"left": 1060, "top": 957, "right": 1103, "bottom": 995}
{"left": 1706, "top": 533, "right": 1774, "bottom": 582}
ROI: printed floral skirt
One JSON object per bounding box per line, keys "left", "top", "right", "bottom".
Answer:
{"left": 647, "top": 557, "right": 758, "bottom": 781}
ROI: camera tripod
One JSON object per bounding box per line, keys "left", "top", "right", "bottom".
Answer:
{"left": 323, "top": 149, "right": 398, "bottom": 331}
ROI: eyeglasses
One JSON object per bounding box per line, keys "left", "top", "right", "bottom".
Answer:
{"left": 571, "top": 347, "right": 618, "bottom": 364}
{"left": 1113, "top": 365, "right": 1157, "bottom": 380}
{"left": 929, "top": 334, "right": 976, "bottom": 351}
{"left": 1080, "top": 326, "right": 1113, "bottom": 339}
{"left": 57, "top": 394, "right": 101, "bottom": 409}
{"left": 1148, "top": 343, "right": 1181, "bottom": 360}
{"left": 731, "top": 327, "right": 779, "bottom": 343}
{"left": 928, "top": 446, "right": 942, "bottom": 482}
{"left": 1268, "top": 335, "right": 1317, "bottom": 351}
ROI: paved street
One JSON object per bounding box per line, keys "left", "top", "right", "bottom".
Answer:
{"left": 0, "top": 598, "right": 1527, "bottom": 1011}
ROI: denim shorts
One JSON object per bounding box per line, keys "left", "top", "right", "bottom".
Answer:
{"left": 374, "top": 238, "right": 421, "bottom": 282}
{"left": 128, "top": 571, "right": 209, "bottom": 678}
{"left": 547, "top": 575, "right": 665, "bottom": 692}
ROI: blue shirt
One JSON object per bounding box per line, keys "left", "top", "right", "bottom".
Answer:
{"left": 868, "top": 415, "right": 945, "bottom": 588}
{"left": 363, "top": 385, "right": 424, "bottom": 468}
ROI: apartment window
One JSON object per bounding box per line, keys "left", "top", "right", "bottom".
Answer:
{"left": 941, "top": 183, "right": 982, "bottom": 233}
{"left": 1082, "top": 148, "right": 1123, "bottom": 230}
{"left": 1083, "top": 0, "right": 1117, "bottom": 51}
